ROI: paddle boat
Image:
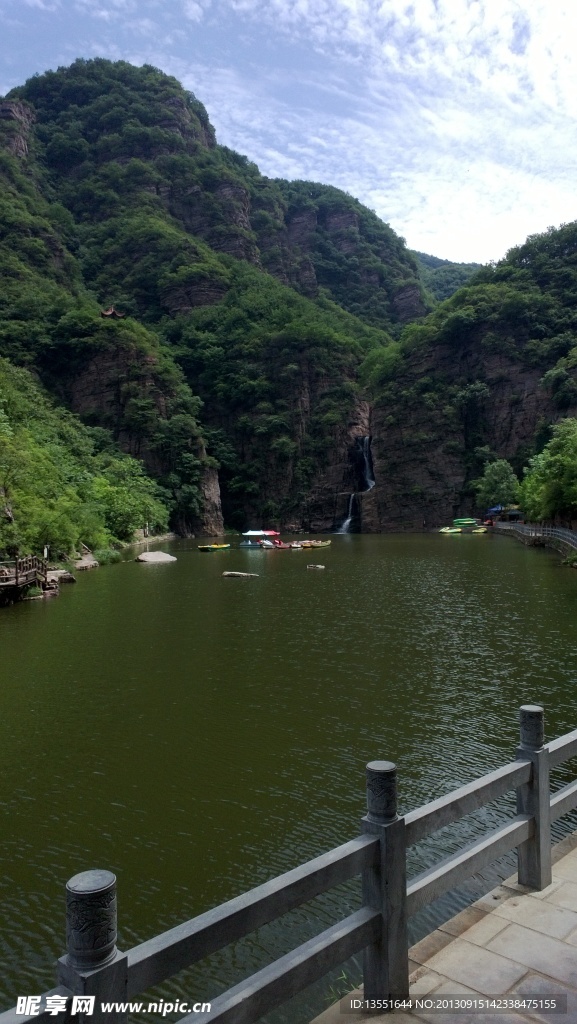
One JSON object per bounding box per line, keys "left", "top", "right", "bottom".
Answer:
{"left": 240, "top": 530, "right": 279, "bottom": 548}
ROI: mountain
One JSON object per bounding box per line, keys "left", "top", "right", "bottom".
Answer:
{"left": 359, "top": 225, "right": 577, "bottom": 529}
{"left": 1, "top": 57, "right": 576, "bottom": 550}
{"left": 411, "top": 251, "right": 482, "bottom": 302}
{"left": 0, "top": 58, "right": 427, "bottom": 544}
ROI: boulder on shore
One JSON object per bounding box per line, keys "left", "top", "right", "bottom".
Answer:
{"left": 47, "top": 570, "right": 76, "bottom": 584}
{"left": 136, "top": 551, "right": 177, "bottom": 563}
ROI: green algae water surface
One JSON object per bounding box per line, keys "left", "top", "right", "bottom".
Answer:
{"left": 1, "top": 533, "right": 577, "bottom": 1019}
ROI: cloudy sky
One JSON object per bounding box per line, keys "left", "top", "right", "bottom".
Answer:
{"left": 0, "top": 0, "right": 576, "bottom": 263}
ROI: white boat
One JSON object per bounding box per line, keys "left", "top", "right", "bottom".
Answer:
{"left": 240, "top": 529, "right": 280, "bottom": 549}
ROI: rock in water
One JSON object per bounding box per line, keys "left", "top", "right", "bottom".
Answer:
{"left": 307, "top": 564, "right": 325, "bottom": 569}
{"left": 136, "top": 551, "right": 177, "bottom": 563}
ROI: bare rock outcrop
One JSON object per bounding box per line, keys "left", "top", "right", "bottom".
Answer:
{"left": 196, "top": 465, "right": 225, "bottom": 537}
{"left": 0, "top": 100, "right": 35, "bottom": 157}
{"left": 392, "top": 284, "right": 427, "bottom": 322}
{"left": 161, "top": 278, "right": 228, "bottom": 315}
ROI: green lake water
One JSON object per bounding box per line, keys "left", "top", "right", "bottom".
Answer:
{"left": 1, "top": 533, "right": 577, "bottom": 1018}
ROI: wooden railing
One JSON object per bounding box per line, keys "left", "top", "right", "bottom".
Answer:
{"left": 0, "top": 556, "right": 47, "bottom": 589}
{"left": 2, "top": 704, "right": 577, "bottom": 1023}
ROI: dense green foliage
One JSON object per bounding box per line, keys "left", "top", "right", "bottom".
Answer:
{"left": 522, "top": 420, "right": 577, "bottom": 522}
{"left": 0, "top": 358, "right": 168, "bottom": 556}
{"left": 10, "top": 58, "right": 423, "bottom": 330}
{"left": 412, "top": 251, "right": 482, "bottom": 302}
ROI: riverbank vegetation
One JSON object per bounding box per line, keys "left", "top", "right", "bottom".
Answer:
{"left": 521, "top": 420, "right": 577, "bottom": 523}
{"left": 0, "top": 358, "right": 168, "bottom": 557}
{"left": 473, "top": 459, "right": 521, "bottom": 511}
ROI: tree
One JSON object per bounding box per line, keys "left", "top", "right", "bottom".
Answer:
{"left": 474, "top": 459, "right": 520, "bottom": 511}
{"left": 521, "top": 419, "right": 577, "bottom": 522}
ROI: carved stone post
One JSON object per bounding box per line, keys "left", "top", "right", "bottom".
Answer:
{"left": 516, "top": 705, "right": 552, "bottom": 890}
{"left": 361, "top": 761, "right": 408, "bottom": 1003}
{"left": 58, "top": 870, "right": 128, "bottom": 1023}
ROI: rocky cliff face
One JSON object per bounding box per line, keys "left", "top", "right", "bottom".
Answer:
{"left": 362, "top": 343, "right": 577, "bottom": 531}
{"left": 159, "top": 93, "right": 216, "bottom": 149}
{"left": 254, "top": 193, "right": 427, "bottom": 327}
{"left": 66, "top": 346, "right": 224, "bottom": 536}
{"left": 0, "top": 100, "right": 34, "bottom": 157}
{"left": 301, "top": 400, "right": 372, "bottom": 532}
{"left": 169, "top": 181, "right": 261, "bottom": 265}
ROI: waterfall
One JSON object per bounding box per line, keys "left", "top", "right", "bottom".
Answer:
{"left": 336, "top": 438, "right": 375, "bottom": 533}
{"left": 361, "top": 435, "right": 375, "bottom": 491}
{"left": 336, "top": 494, "right": 355, "bottom": 534}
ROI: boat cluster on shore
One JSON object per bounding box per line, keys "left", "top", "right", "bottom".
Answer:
{"left": 439, "top": 518, "right": 488, "bottom": 534}
{"left": 198, "top": 531, "right": 332, "bottom": 552}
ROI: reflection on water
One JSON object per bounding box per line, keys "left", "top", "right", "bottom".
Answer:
{"left": 1, "top": 534, "right": 577, "bottom": 1019}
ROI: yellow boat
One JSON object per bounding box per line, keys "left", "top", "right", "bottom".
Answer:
{"left": 198, "top": 544, "right": 231, "bottom": 552}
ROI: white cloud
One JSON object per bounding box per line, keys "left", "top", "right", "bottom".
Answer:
{"left": 165, "top": 0, "right": 577, "bottom": 261}
{"left": 73, "top": 0, "right": 138, "bottom": 20}
{"left": 23, "top": 0, "right": 60, "bottom": 8}
{"left": 182, "top": 0, "right": 211, "bottom": 21}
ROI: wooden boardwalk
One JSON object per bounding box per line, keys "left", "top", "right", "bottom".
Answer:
{"left": 0, "top": 556, "right": 48, "bottom": 593}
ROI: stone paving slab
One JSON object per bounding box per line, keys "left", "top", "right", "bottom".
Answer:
{"left": 544, "top": 881, "right": 577, "bottom": 911}
{"left": 490, "top": 895, "right": 577, "bottom": 939}
{"left": 311, "top": 833, "right": 577, "bottom": 1024}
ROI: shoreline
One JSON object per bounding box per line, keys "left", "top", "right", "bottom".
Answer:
{"left": 126, "top": 531, "right": 178, "bottom": 550}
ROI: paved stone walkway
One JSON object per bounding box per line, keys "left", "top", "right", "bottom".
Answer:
{"left": 313, "top": 833, "right": 577, "bottom": 1023}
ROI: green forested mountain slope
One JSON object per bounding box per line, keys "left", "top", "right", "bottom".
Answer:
{"left": 10, "top": 59, "right": 426, "bottom": 331}
{"left": 411, "top": 251, "right": 482, "bottom": 302}
{"left": 360, "top": 224, "right": 577, "bottom": 528}
{"left": 0, "top": 143, "right": 217, "bottom": 541}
